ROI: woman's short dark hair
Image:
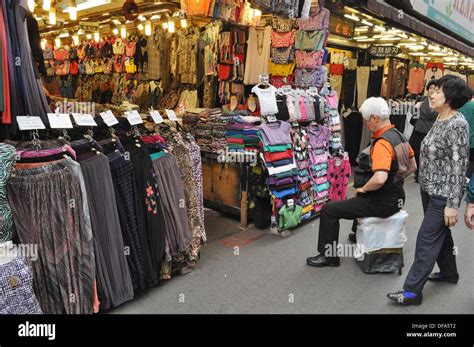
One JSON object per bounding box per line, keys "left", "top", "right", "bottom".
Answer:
{"left": 435, "top": 75, "right": 472, "bottom": 110}
{"left": 426, "top": 79, "right": 437, "bottom": 91}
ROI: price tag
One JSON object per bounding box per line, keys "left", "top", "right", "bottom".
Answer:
{"left": 125, "top": 110, "right": 143, "bottom": 125}
{"left": 150, "top": 110, "right": 164, "bottom": 124}
{"left": 267, "top": 115, "right": 277, "bottom": 123}
{"left": 72, "top": 113, "right": 97, "bottom": 127}
{"left": 259, "top": 74, "right": 269, "bottom": 84}
{"left": 165, "top": 109, "right": 179, "bottom": 121}
{"left": 100, "top": 110, "right": 119, "bottom": 127}
{"left": 17, "top": 116, "right": 46, "bottom": 131}
{"left": 47, "top": 113, "right": 73, "bottom": 129}
{"left": 308, "top": 87, "right": 318, "bottom": 95}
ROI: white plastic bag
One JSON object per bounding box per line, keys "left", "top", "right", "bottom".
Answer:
{"left": 355, "top": 210, "right": 408, "bottom": 258}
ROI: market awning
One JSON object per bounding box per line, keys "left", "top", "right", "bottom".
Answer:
{"left": 366, "top": 0, "right": 474, "bottom": 57}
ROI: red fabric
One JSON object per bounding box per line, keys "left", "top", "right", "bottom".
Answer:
{"left": 263, "top": 149, "right": 294, "bottom": 162}
{"left": 300, "top": 181, "right": 311, "bottom": 190}
{"left": 0, "top": 1, "right": 11, "bottom": 123}
{"left": 425, "top": 62, "right": 445, "bottom": 71}
{"left": 226, "top": 138, "right": 244, "bottom": 144}
{"left": 330, "top": 63, "right": 344, "bottom": 75}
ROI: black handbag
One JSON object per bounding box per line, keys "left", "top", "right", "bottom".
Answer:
{"left": 353, "top": 146, "right": 373, "bottom": 188}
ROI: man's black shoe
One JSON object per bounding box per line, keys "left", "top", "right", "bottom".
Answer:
{"left": 348, "top": 232, "right": 356, "bottom": 243}
{"left": 306, "top": 254, "right": 340, "bottom": 267}
{"left": 427, "top": 272, "right": 459, "bottom": 284}
{"left": 387, "top": 290, "right": 422, "bottom": 306}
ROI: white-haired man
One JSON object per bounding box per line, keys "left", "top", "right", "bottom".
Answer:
{"left": 307, "top": 97, "right": 417, "bottom": 267}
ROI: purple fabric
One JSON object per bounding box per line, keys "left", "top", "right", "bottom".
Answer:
{"left": 0, "top": 256, "right": 43, "bottom": 314}
{"left": 309, "top": 124, "right": 331, "bottom": 149}
{"left": 267, "top": 176, "right": 295, "bottom": 186}
{"left": 17, "top": 145, "right": 77, "bottom": 159}
{"left": 259, "top": 121, "right": 292, "bottom": 146}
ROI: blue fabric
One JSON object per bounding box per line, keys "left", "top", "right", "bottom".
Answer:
{"left": 267, "top": 158, "right": 294, "bottom": 168}
{"left": 273, "top": 187, "right": 297, "bottom": 199}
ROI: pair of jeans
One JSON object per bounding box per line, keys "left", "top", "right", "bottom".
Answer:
{"left": 403, "top": 190, "right": 458, "bottom": 295}
{"left": 317, "top": 194, "right": 402, "bottom": 257}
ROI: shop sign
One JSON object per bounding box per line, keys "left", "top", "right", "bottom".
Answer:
{"left": 79, "top": 21, "right": 99, "bottom": 32}
{"left": 368, "top": 45, "right": 401, "bottom": 57}
{"left": 409, "top": 0, "right": 474, "bottom": 43}
{"left": 17, "top": 116, "right": 46, "bottom": 131}
{"left": 47, "top": 113, "right": 73, "bottom": 129}
{"left": 329, "top": 16, "right": 355, "bottom": 38}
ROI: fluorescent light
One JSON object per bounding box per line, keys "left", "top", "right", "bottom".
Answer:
{"left": 408, "top": 37, "right": 417, "bottom": 42}
{"left": 344, "top": 14, "right": 360, "bottom": 21}
{"left": 407, "top": 45, "right": 425, "bottom": 50}
{"left": 374, "top": 25, "right": 385, "bottom": 32}
{"left": 180, "top": 18, "right": 187, "bottom": 28}
{"left": 112, "top": 19, "right": 121, "bottom": 24}
{"left": 356, "top": 38, "right": 376, "bottom": 42}
{"left": 94, "top": 32, "right": 100, "bottom": 42}
{"left": 73, "top": 34, "right": 79, "bottom": 45}
{"left": 354, "top": 36, "right": 368, "bottom": 40}
{"left": 379, "top": 37, "right": 399, "bottom": 41}
{"left": 409, "top": 52, "right": 428, "bottom": 56}
{"left": 55, "top": 37, "right": 60, "bottom": 48}
{"left": 151, "top": 14, "right": 160, "bottom": 20}
{"left": 69, "top": 7, "right": 77, "bottom": 20}
{"left": 428, "top": 52, "right": 445, "bottom": 56}
{"left": 102, "top": 12, "right": 109, "bottom": 16}
{"left": 428, "top": 45, "right": 441, "bottom": 51}
{"left": 361, "top": 20, "right": 373, "bottom": 26}
{"left": 443, "top": 56, "right": 459, "bottom": 61}
{"left": 43, "top": 0, "right": 51, "bottom": 11}
{"left": 59, "top": 31, "right": 69, "bottom": 38}
{"left": 86, "top": 33, "right": 91, "bottom": 39}
{"left": 121, "top": 24, "right": 126, "bottom": 39}
{"left": 162, "top": 21, "right": 168, "bottom": 30}
{"left": 398, "top": 33, "right": 408, "bottom": 39}
{"left": 41, "top": 39, "right": 47, "bottom": 50}
{"left": 138, "top": 15, "right": 146, "bottom": 21}
{"left": 355, "top": 27, "right": 369, "bottom": 32}
{"left": 77, "top": 0, "right": 110, "bottom": 11}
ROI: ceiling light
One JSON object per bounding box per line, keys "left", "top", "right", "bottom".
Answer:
{"left": 374, "top": 25, "right": 385, "bottom": 32}
{"left": 407, "top": 45, "right": 425, "bottom": 50}
{"left": 151, "top": 14, "right": 160, "bottom": 20}
{"left": 361, "top": 20, "right": 373, "bottom": 26}
{"left": 54, "top": 36, "right": 60, "bottom": 48}
{"left": 138, "top": 15, "right": 146, "bottom": 21}
{"left": 59, "top": 31, "right": 69, "bottom": 38}
{"left": 86, "top": 33, "right": 91, "bottom": 39}
{"left": 42, "top": 0, "right": 51, "bottom": 11}
{"left": 27, "top": 0, "right": 35, "bottom": 12}
{"left": 72, "top": 34, "right": 79, "bottom": 45}
{"left": 344, "top": 14, "right": 360, "bottom": 21}
{"left": 121, "top": 24, "right": 126, "bottom": 39}
{"left": 162, "top": 21, "right": 168, "bottom": 29}
{"left": 145, "top": 20, "right": 152, "bottom": 35}
{"left": 75, "top": 0, "right": 110, "bottom": 11}
{"left": 355, "top": 27, "right": 369, "bottom": 32}
{"left": 40, "top": 38, "right": 47, "bottom": 50}
{"left": 409, "top": 52, "right": 428, "bottom": 56}
{"left": 94, "top": 31, "right": 100, "bottom": 42}
{"left": 443, "top": 56, "right": 459, "bottom": 61}
{"left": 356, "top": 38, "right": 376, "bottom": 42}
{"left": 408, "top": 37, "right": 417, "bottom": 42}
{"left": 137, "top": 23, "right": 144, "bottom": 31}
{"left": 168, "top": 19, "right": 175, "bottom": 33}
{"left": 428, "top": 45, "right": 441, "bottom": 51}
{"left": 112, "top": 19, "right": 121, "bottom": 24}
{"left": 379, "top": 37, "right": 400, "bottom": 41}
{"left": 428, "top": 52, "right": 445, "bottom": 56}
{"left": 68, "top": 0, "right": 77, "bottom": 20}
{"left": 354, "top": 36, "right": 368, "bottom": 40}
{"left": 49, "top": 6, "right": 56, "bottom": 25}
{"left": 102, "top": 12, "right": 109, "bottom": 16}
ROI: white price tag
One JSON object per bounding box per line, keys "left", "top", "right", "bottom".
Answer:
{"left": 72, "top": 113, "right": 97, "bottom": 127}
{"left": 267, "top": 115, "right": 277, "bottom": 123}
{"left": 308, "top": 87, "right": 318, "bottom": 95}
{"left": 150, "top": 110, "right": 164, "bottom": 124}
{"left": 47, "top": 113, "right": 73, "bottom": 129}
{"left": 165, "top": 109, "right": 179, "bottom": 121}
{"left": 125, "top": 110, "right": 143, "bottom": 125}
{"left": 17, "top": 116, "right": 46, "bottom": 131}
{"left": 282, "top": 86, "right": 292, "bottom": 94}
{"left": 100, "top": 110, "right": 119, "bottom": 127}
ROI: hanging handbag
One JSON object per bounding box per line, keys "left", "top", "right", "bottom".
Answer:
{"left": 69, "top": 60, "right": 79, "bottom": 75}
{"left": 85, "top": 60, "right": 95, "bottom": 75}
{"left": 43, "top": 48, "right": 53, "bottom": 60}
{"left": 125, "top": 58, "right": 137, "bottom": 73}
{"left": 54, "top": 48, "right": 70, "bottom": 61}
{"left": 218, "top": 64, "right": 232, "bottom": 80}
{"left": 54, "top": 61, "right": 69, "bottom": 75}
{"left": 114, "top": 56, "right": 124, "bottom": 73}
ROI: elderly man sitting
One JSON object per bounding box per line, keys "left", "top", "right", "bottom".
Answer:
{"left": 306, "top": 97, "right": 417, "bottom": 267}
